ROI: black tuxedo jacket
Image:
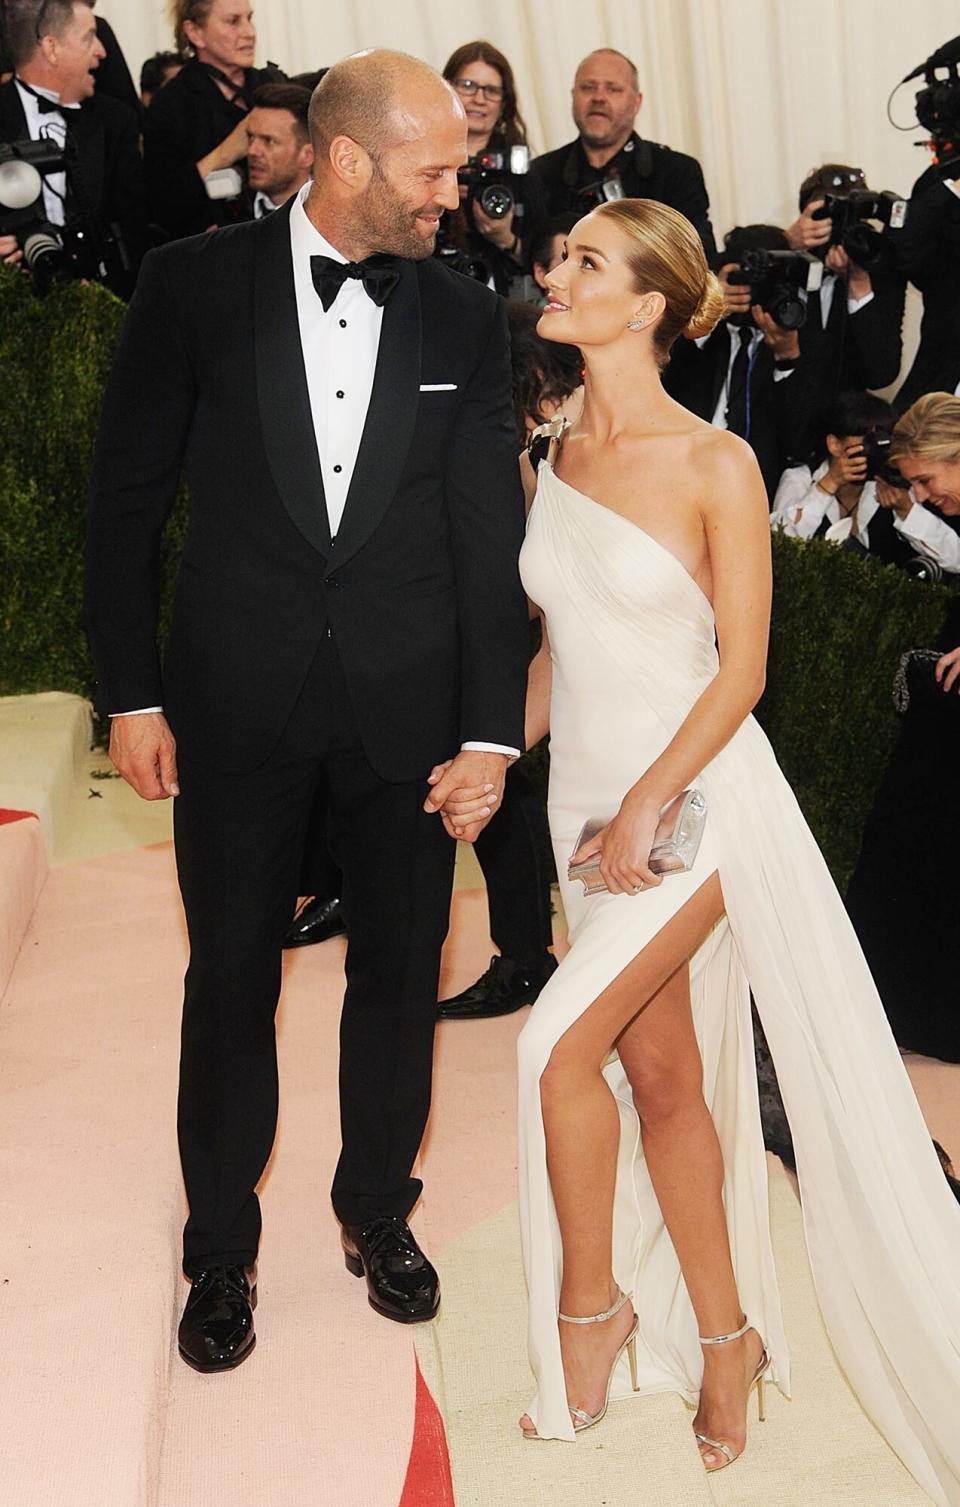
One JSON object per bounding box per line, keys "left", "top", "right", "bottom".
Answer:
{"left": 0, "top": 80, "right": 146, "bottom": 297}
{"left": 893, "top": 167, "right": 960, "bottom": 412}
{"left": 86, "top": 203, "right": 530, "bottom": 781}
{"left": 531, "top": 133, "right": 716, "bottom": 258}
{"left": 799, "top": 268, "right": 905, "bottom": 394}
{"left": 663, "top": 326, "right": 815, "bottom": 500}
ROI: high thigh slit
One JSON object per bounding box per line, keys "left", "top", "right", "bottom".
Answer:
{"left": 515, "top": 459, "right": 960, "bottom": 1505}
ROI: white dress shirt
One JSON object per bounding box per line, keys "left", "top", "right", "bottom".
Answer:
{"left": 14, "top": 77, "right": 79, "bottom": 227}
{"left": 771, "top": 458, "right": 960, "bottom": 569}
{"left": 117, "top": 182, "right": 519, "bottom": 756}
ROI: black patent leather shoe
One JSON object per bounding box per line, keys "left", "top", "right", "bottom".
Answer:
{"left": 342, "top": 1216, "right": 440, "bottom": 1324}
{"left": 437, "top": 953, "right": 558, "bottom": 1020}
{"left": 178, "top": 1264, "right": 257, "bottom": 1373}
{"left": 283, "top": 895, "right": 347, "bottom": 949}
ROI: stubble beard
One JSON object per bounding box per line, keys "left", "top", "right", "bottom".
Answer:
{"left": 357, "top": 160, "right": 440, "bottom": 261}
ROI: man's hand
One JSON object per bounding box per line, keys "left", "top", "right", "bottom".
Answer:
{"left": 717, "top": 262, "right": 752, "bottom": 321}
{"left": 825, "top": 438, "right": 868, "bottom": 491}
{"left": 0, "top": 234, "right": 23, "bottom": 267}
{"left": 785, "top": 199, "right": 832, "bottom": 252}
{"left": 423, "top": 750, "right": 509, "bottom": 842}
{"left": 472, "top": 201, "right": 517, "bottom": 252}
{"left": 826, "top": 242, "right": 872, "bottom": 299}
{"left": 753, "top": 306, "right": 800, "bottom": 359}
{"left": 109, "top": 711, "right": 180, "bottom": 801}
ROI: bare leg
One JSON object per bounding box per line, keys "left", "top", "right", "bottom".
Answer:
{"left": 519, "top": 874, "right": 764, "bottom": 1466}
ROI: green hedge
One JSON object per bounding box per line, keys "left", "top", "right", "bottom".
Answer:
{"left": 0, "top": 269, "right": 949, "bottom": 887}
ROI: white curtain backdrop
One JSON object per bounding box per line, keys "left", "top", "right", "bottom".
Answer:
{"left": 97, "top": 0, "right": 958, "bottom": 234}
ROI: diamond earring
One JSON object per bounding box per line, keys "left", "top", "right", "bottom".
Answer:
{"left": 627, "top": 318, "right": 645, "bottom": 330}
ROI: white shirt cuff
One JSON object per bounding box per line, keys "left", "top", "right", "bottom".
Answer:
{"left": 847, "top": 290, "right": 874, "bottom": 314}
{"left": 944, "top": 180, "right": 960, "bottom": 201}
{"left": 461, "top": 741, "right": 521, "bottom": 759}
{"left": 110, "top": 707, "right": 163, "bottom": 717}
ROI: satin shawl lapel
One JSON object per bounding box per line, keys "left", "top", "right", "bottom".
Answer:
{"left": 254, "top": 200, "right": 331, "bottom": 556}
{"left": 329, "top": 260, "right": 422, "bottom": 568}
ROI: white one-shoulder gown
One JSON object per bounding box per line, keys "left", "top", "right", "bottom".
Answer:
{"left": 516, "top": 457, "right": 960, "bottom": 1506}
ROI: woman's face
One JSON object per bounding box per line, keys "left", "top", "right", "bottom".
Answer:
{"left": 186, "top": 1, "right": 257, "bottom": 74}
{"left": 895, "top": 453, "right": 960, "bottom": 515}
{"left": 451, "top": 58, "right": 504, "bottom": 144}
{"left": 538, "top": 212, "right": 652, "bottom": 349}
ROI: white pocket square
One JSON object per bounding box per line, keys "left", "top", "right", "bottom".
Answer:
{"left": 419, "top": 382, "right": 458, "bottom": 391}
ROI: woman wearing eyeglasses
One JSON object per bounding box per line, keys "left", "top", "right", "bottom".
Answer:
{"left": 440, "top": 40, "right": 546, "bottom": 295}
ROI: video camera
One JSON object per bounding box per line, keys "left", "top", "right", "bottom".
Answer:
{"left": 727, "top": 249, "right": 823, "bottom": 329}
{"left": 903, "top": 35, "right": 960, "bottom": 166}
{"left": 0, "top": 138, "right": 129, "bottom": 296}
{"left": 458, "top": 144, "right": 531, "bottom": 224}
{"left": 860, "top": 429, "right": 911, "bottom": 490}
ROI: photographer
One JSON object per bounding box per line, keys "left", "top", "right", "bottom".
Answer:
{"left": 770, "top": 389, "right": 960, "bottom": 572}
{"left": 662, "top": 224, "right": 817, "bottom": 498}
{"left": 0, "top": 0, "right": 145, "bottom": 297}
{"left": 785, "top": 163, "right": 905, "bottom": 392}
{"left": 530, "top": 48, "right": 715, "bottom": 257}
{"left": 140, "top": 51, "right": 183, "bottom": 112}
{"left": 438, "top": 41, "right": 546, "bottom": 294}
{"left": 143, "top": 0, "right": 282, "bottom": 240}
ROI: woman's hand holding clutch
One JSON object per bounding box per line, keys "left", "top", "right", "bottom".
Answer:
{"left": 570, "top": 787, "right": 665, "bottom": 897}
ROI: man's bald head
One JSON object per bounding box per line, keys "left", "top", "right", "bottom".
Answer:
{"left": 308, "top": 49, "right": 462, "bottom": 166}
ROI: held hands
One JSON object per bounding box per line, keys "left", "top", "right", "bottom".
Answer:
{"left": 423, "top": 750, "right": 509, "bottom": 842}
{"left": 569, "top": 787, "right": 665, "bottom": 897}
{"left": 109, "top": 711, "right": 180, "bottom": 801}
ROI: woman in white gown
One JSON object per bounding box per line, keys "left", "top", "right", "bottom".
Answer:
{"left": 496, "top": 198, "right": 960, "bottom": 1500}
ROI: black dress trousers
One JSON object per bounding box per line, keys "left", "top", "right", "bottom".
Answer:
{"left": 173, "top": 631, "right": 455, "bottom": 1274}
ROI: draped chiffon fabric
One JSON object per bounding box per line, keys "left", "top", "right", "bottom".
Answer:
{"left": 515, "top": 459, "right": 960, "bottom": 1506}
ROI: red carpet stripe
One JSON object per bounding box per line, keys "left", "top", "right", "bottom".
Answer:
{"left": 397, "top": 1350, "right": 455, "bottom": 1507}
{"left": 0, "top": 809, "right": 38, "bottom": 826}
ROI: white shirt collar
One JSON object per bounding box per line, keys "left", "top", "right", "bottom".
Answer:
{"left": 15, "top": 76, "right": 81, "bottom": 111}
{"left": 289, "top": 181, "right": 349, "bottom": 265}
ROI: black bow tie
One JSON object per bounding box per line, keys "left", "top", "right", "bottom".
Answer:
{"left": 17, "top": 78, "right": 73, "bottom": 115}
{"left": 310, "top": 253, "right": 402, "bottom": 313}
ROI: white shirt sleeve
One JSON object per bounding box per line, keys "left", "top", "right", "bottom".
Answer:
{"left": 770, "top": 465, "right": 833, "bottom": 540}
{"left": 462, "top": 742, "right": 520, "bottom": 759}
{"left": 847, "top": 290, "right": 875, "bottom": 314}
{"left": 894, "top": 505, "right": 960, "bottom": 572}
{"left": 110, "top": 707, "right": 164, "bottom": 717}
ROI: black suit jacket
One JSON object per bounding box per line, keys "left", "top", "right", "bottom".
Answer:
{"left": 0, "top": 79, "right": 146, "bottom": 297}
{"left": 663, "top": 326, "right": 815, "bottom": 499}
{"left": 531, "top": 133, "right": 716, "bottom": 258}
{"left": 893, "top": 167, "right": 960, "bottom": 411}
{"left": 799, "top": 268, "right": 905, "bottom": 395}
{"left": 142, "top": 59, "right": 278, "bottom": 239}
{"left": 86, "top": 203, "right": 530, "bottom": 781}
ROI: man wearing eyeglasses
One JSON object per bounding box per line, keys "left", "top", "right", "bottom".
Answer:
{"left": 0, "top": 0, "right": 146, "bottom": 294}
{"left": 530, "top": 47, "right": 716, "bottom": 259}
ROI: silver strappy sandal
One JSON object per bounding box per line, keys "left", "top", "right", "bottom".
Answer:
{"left": 522, "top": 1286, "right": 640, "bottom": 1439}
{"left": 694, "top": 1315, "right": 770, "bottom": 1471}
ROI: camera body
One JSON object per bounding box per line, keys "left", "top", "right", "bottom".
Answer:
{"left": 727, "top": 249, "right": 823, "bottom": 329}
{"left": 813, "top": 190, "right": 908, "bottom": 268}
{"left": 913, "top": 41, "right": 960, "bottom": 162}
{"left": 575, "top": 171, "right": 626, "bottom": 212}
{"left": 458, "top": 144, "right": 530, "bottom": 222}
{"left": 860, "top": 428, "right": 911, "bottom": 489}
{"left": 0, "top": 138, "right": 127, "bottom": 296}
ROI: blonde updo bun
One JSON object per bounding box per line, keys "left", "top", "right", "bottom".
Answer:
{"left": 594, "top": 198, "right": 720, "bottom": 367}
{"left": 681, "top": 271, "right": 725, "bottom": 340}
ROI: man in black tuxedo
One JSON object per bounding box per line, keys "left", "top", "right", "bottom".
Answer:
{"left": 0, "top": 0, "right": 145, "bottom": 297}
{"left": 893, "top": 163, "right": 960, "bottom": 411}
{"left": 86, "top": 50, "right": 529, "bottom": 1371}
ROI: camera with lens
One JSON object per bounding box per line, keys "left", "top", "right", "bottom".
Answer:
{"left": 859, "top": 429, "right": 912, "bottom": 490}
{"left": 812, "top": 189, "right": 908, "bottom": 269}
{"left": 0, "top": 138, "right": 128, "bottom": 297}
{"left": 575, "top": 171, "right": 625, "bottom": 212}
{"left": 458, "top": 144, "right": 531, "bottom": 224}
{"left": 727, "top": 249, "right": 823, "bottom": 329}
{"left": 433, "top": 227, "right": 491, "bottom": 283}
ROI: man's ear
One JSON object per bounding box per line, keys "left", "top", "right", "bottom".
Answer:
{"left": 825, "top": 433, "right": 844, "bottom": 458}
{"left": 328, "top": 135, "right": 373, "bottom": 191}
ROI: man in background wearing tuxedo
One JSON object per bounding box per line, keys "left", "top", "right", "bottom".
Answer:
{"left": 86, "top": 50, "right": 529, "bottom": 1372}
{"left": 0, "top": 0, "right": 145, "bottom": 296}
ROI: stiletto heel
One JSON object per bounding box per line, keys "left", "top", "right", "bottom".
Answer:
{"left": 521, "top": 1287, "right": 639, "bottom": 1439}
{"left": 693, "top": 1315, "right": 770, "bottom": 1471}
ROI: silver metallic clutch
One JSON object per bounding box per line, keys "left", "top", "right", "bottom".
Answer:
{"left": 567, "top": 789, "right": 707, "bottom": 896}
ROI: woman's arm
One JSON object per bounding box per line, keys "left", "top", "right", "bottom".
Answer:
{"left": 525, "top": 617, "right": 552, "bottom": 748}
{"left": 588, "top": 432, "right": 772, "bottom": 894}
